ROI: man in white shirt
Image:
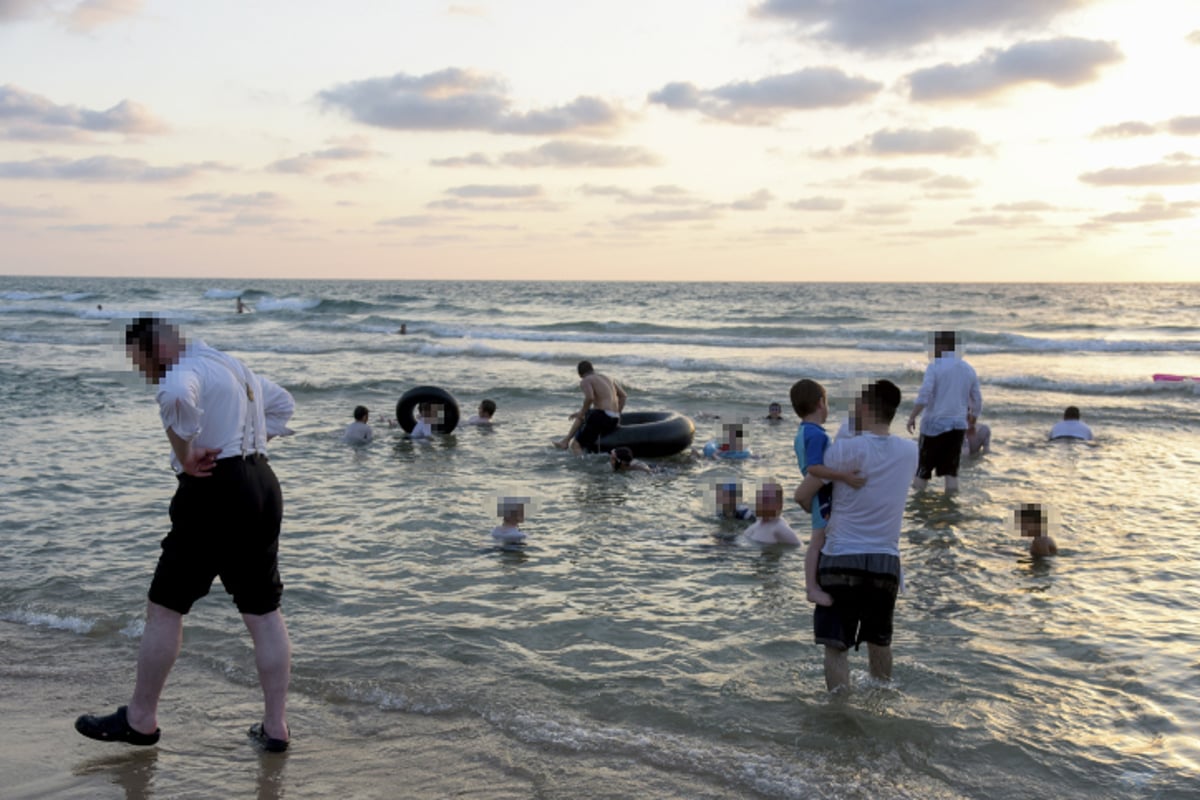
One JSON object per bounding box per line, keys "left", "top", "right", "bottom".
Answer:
{"left": 906, "top": 330, "right": 982, "bottom": 493}
{"left": 795, "top": 380, "right": 918, "bottom": 692}
{"left": 76, "top": 317, "right": 295, "bottom": 753}
{"left": 1049, "top": 406, "right": 1094, "bottom": 441}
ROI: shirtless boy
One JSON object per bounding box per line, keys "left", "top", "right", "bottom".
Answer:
{"left": 554, "top": 361, "right": 627, "bottom": 455}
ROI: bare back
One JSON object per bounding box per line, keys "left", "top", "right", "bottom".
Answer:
{"left": 582, "top": 372, "right": 624, "bottom": 414}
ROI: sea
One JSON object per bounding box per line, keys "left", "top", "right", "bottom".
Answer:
{"left": 1, "top": 277, "right": 1198, "bottom": 799}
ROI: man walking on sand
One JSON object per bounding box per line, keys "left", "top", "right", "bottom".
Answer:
{"left": 553, "top": 360, "right": 627, "bottom": 456}
{"left": 74, "top": 316, "right": 295, "bottom": 752}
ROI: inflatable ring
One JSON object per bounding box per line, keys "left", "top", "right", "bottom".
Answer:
{"left": 597, "top": 411, "right": 695, "bottom": 458}
{"left": 396, "top": 385, "right": 461, "bottom": 434}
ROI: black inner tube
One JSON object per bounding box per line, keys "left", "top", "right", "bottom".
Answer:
{"left": 396, "top": 386, "right": 461, "bottom": 434}
{"left": 596, "top": 411, "right": 695, "bottom": 458}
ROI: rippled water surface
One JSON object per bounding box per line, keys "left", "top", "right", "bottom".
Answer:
{"left": 2, "top": 278, "right": 1199, "bottom": 798}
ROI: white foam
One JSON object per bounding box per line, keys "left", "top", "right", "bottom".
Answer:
{"left": 2, "top": 608, "right": 94, "bottom": 634}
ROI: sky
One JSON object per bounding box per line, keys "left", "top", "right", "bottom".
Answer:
{"left": 0, "top": 0, "right": 1198, "bottom": 282}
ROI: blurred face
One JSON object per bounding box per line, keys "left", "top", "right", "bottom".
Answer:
{"left": 755, "top": 484, "right": 783, "bottom": 517}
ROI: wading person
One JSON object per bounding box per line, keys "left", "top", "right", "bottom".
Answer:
{"left": 75, "top": 316, "right": 296, "bottom": 752}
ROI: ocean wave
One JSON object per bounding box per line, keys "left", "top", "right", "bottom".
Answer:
{"left": 203, "top": 288, "right": 244, "bottom": 300}
{"left": 254, "top": 296, "right": 322, "bottom": 313}
{"left": 984, "top": 374, "right": 1191, "bottom": 396}
{"left": 0, "top": 608, "right": 95, "bottom": 634}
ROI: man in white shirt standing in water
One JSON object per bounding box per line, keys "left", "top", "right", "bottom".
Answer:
{"left": 906, "top": 330, "right": 982, "bottom": 493}
{"left": 796, "top": 380, "right": 918, "bottom": 692}
{"left": 554, "top": 360, "right": 627, "bottom": 456}
{"left": 75, "top": 316, "right": 295, "bottom": 753}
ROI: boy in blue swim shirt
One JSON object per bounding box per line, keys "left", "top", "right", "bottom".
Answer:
{"left": 791, "top": 379, "right": 865, "bottom": 606}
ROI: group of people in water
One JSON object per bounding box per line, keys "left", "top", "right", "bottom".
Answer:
{"left": 332, "top": 331, "right": 1093, "bottom": 692}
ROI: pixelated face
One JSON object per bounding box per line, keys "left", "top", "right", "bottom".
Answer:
{"left": 497, "top": 496, "right": 528, "bottom": 525}
{"left": 1016, "top": 506, "right": 1045, "bottom": 537}
{"left": 715, "top": 483, "right": 739, "bottom": 510}
{"left": 755, "top": 483, "right": 783, "bottom": 516}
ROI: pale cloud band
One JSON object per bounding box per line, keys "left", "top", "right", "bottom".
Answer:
{"left": 0, "top": 84, "right": 166, "bottom": 141}
{"left": 648, "top": 68, "right": 881, "bottom": 124}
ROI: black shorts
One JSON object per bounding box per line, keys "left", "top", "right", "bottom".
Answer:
{"left": 917, "top": 429, "right": 965, "bottom": 479}
{"left": 574, "top": 409, "right": 620, "bottom": 453}
{"left": 148, "top": 455, "right": 284, "bottom": 616}
{"left": 813, "top": 553, "right": 901, "bottom": 650}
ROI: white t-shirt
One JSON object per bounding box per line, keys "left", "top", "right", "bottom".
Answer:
{"left": 411, "top": 419, "right": 433, "bottom": 438}
{"left": 156, "top": 340, "right": 294, "bottom": 472}
{"left": 915, "top": 354, "right": 982, "bottom": 436}
{"left": 491, "top": 525, "right": 526, "bottom": 544}
{"left": 822, "top": 432, "right": 919, "bottom": 557}
{"left": 742, "top": 517, "right": 800, "bottom": 545}
{"left": 343, "top": 420, "right": 373, "bottom": 444}
{"left": 1050, "top": 419, "right": 1093, "bottom": 440}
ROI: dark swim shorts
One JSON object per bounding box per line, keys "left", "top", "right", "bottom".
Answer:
{"left": 148, "top": 456, "right": 284, "bottom": 616}
{"left": 574, "top": 409, "right": 620, "bottom": 453}
{"left": 917, "top": 429, "right": 966, "bottom": 479}
{"left": 813, "top": 553, "right": 901, "bottom": 651}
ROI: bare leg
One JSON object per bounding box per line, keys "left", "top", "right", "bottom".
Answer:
{"left": 126, "top": 601, "right": 183, "bottom": 735}
{"left": 911, "top": 476, "right": 928, "bottom": 491}
{"left": 823, "top": 646, "right": 850, "bottom": 692}
{"left": 243, "top": 610, "right": 291, "bottom": 741}
{"left": 554, "top": 415, "right": 583, "bottom": 449}
{"left": 867, "top": 643, "right": 892, "bottom": 681}
{"left": 944, "top": 476, "right": 959, "bottom": 494}
{"left": 805, "top": 530, "right": 832, "bottom": 607}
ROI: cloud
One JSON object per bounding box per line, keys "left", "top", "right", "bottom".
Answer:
{"left": 1079, "top": 154, "right": 1200, "bottom": 186}
{"left": 907, "top": 37, "right": 1121, "bottom": 102}
{"left": 648, "top": 68, "right": 881, "bottom": 124}
{"left": 1167, "top": 116, "right": 1200, "bottom": 136}
{"left": 0, "top": 201, "right": 66, "bottom": 218}
{"left": 447, "top": 4, "right": 487, "bottom": 17}
{"left": 994, "top": 200, "right": 1055, "bottom": 211}
{"left": 377, "top": 215, "right": 441, "bottom": 227}
{"left": 726, "top": 189, "right": 774, "bottom": 210}
{"left": 836, "top": 126, "right": 986, "bottom": 157}
{"left": 751, "top": 0, "right": 1095, "bottom": 52}
{"left": 1189, "top": 30, "right": 1200, "bottom": 45}
{"left": 1092, "top": 195, "right": 1200, "bottom": 224}
{"left": 498, "top": 140, "right": 660, "bottom": 168}
{"left": 318, "top": 68, "right": 626, "bottom": 136}
{"left": 0, "top": 0, "right": 41, "bottom": 23}
{"left": 66, "top": 0, "right": 143, "bottom": 32}
{"left": 580, "top": 184, "right": 700, "bottom": 206}
{"left": 178, "top": 192, "right": 284, "bottom": 213}
{"left": 860, "top": 167, "right": 935, "bottom": 182}
{"left": 1091, "top": 120, "right": 1157, "bottom": 139}
{"left": 0, "top": 155, "right": 214, "bottom": 182}
{"left": 614, "top": 208, "right": 720, "bottom": 226}
{"left": 924, "top": 175, "right": 975, "bottom": 190}
{"left": 0, "top": 84, "right": 167, "bottom": 141}
{"left": 430, "top": 152, "right": 493, "bottom": 168}
{"left": 446, "top": 184, "right": 541, "bottom": 199}
{"left": 788, "top": 196, "right": 844, "bottom": 211}
{"left": 267, "top": 137, "right": 379, "bottom": 174}
{"left": 954, "top": 212, "right": 1041, "bottom": 227}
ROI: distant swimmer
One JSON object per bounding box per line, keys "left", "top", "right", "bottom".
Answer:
{"left": 907, "top": 330, "right": 982, "bottom": 494}
{"left": 1017, "top": 503, "right": 1057, "bottom": 557}
{"left": 491, "top": 496, "right": 528, "bottom": 546}
{"left": 399, "top": 323, "right": 407, "bottom": 335}
{"left": 466, "top": 399, "right": 497, "bottom": 426}
{"left": 962, "top": 415, "right": 991, "bottom": 456}
{"left": 695, "top": 421, "right": 754, "bottom": 459}
{"left": 554, "top": 360, "right": 626, "bottom": 455}
{"left": 742, "top": 481, "right": 801, "bottom": 546}
{"left": 714, "top": 481, "right": 755, "bottom": 521}
{"left": 236, "top": 296, "right": 247, "bottom": 314}
{"left": 1049, "top": 406, "right": 1093, "bottom": 441}
{"left": 765, "top": 402, "right": 784, "bottom": 421}
{"left": 343, "top": 405, "right": 373, "bottom": 444}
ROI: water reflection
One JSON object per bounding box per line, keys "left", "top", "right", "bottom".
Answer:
{"left": 73, "top": 748, "right": 158, "bottom": 800}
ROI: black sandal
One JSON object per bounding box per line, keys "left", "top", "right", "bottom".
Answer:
{"left": 248, "top": 722, "right": 289, "bottom": 753}
{"left": 75, "top": 706, "right": 161, "bottom": 746}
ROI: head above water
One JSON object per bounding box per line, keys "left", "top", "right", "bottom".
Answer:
{"left": 353, "top": 405, "right": 369, "bottom": 422}
{"left": 577, "top": 360, "right": 594, "bottom": 377}
{"left": 754, "top": 481, "right": 784, "bottom": 519}
{"left": 125, "top": 316, "right": 185, "bottom": 384}
{"left": 497, "top": 496, "right": 527, "bottom": 526}
{"left": 610, "top": 446, "right": 634, "bottom": 471}
{"left": 1063, "top": 406, "right": 1081, "bottom": 420}
{"left": 1016, "top": 503, "right": 1047, "bottom": 537}
{"left": 479, "top": 399, "right": 496, "bottom": 417}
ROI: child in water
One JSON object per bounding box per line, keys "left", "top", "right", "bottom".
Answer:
{"left": 696, "top": 421, "right": 753, "bottom": 459}
{"left": 742, "top": 481, "right": 801, "bottom": 545}
{"left": 343, "top": 405, "right": 373, "bottom": 444}
{"left": 1018, "top": 503, "right": 1057, "bottom": 557}
{"left": 491, "top": 496, "right": 528, "bottom": 545}
{"left": 715, "top": 481, "right": 755, "bottom": 521}
{"left": 466, "top": 399, "right": 497, "bottom": 426}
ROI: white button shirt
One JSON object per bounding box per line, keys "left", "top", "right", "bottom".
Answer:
{"left": 156, "top": 340, "right": 294, "bottom": 473}
{"left": 914, "top": 353, "right": 982, "bottom": 436}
